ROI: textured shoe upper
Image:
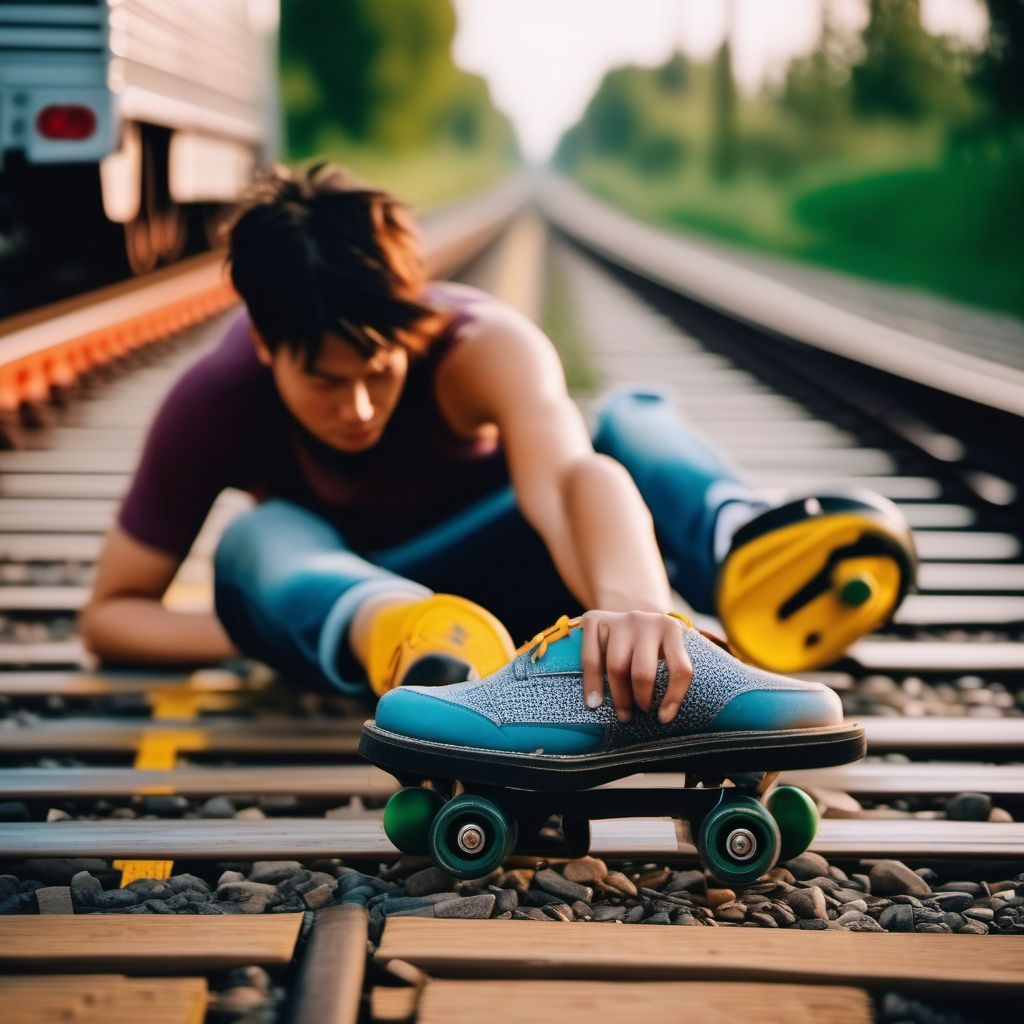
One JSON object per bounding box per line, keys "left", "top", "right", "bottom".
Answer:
{"left": 374, "top": 618, "right": 842, "bottom": 755}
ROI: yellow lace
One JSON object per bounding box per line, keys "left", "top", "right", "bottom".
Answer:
{"left": 516, "top": 610, "right": 695, "bottom": 664}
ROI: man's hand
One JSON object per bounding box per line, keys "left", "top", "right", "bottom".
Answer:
{"left": 580, "top": 610, "right": 693, "bottom": 724}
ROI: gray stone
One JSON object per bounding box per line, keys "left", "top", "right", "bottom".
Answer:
{"left": 932, "top": 892, "right": 973, "bottom": 913}
{"left": 946, "top": 792, "right": 992, "bottom": 822}
{"left": 785, "top": 886, "right": 827, "bottom": 921}
{"left": 796, "top": 919, "right": 828, "bottom": 930}
{"left": 592, "top": 904, "right": 626, "bottom": 922}
{"left": 513, "top": 907, "right": 550, "bottom": 921}
{"left": 167, "top": 874, "right": 210, "bottom": 895}
{"left": 140, "top": 795, "right": 189, "bottom": 817}
{"left": 759, "top": 901, "right": 797, "bottom": 927}
{"left": 964, "top": 907, "right": 994, "bottom": 922}
{"left": 869, "top": 860, "right": 931, "bottom": 897}
{"left": 199, "top": 796, "right": 236, "bottom": 819}
{"left": 783, "top": 852, "right": 830, "bottom": 880}
{"left": 94, "top": 889, "right": 139, "bottom": 909}
{"left": 542, "top": 903, "right": 575, "bottom": 922}
{"left": 673, "top": 911, "right": 698, "bottom": 926}
{"left": 624, "top": 904, "right": 645, "bottom": 923}
{"left": 34, "top": 886, "right": 73, "bottom": 914}
{"left": 0, "top": 802, "right": 30, "bottom": 822}
{"left": 339, "top": 885, "right": 376, "bottom": 905}
{"left": 714, "top": 901, "right": 747, "bottom": 923}
{"left": 665, "top": 869, "right": 705, "bottom": 893}
{"left": 959, "top": 920, "right": 989, "bottom": 935}
{"left": 534, "top": 868, "right": 593, "bottom": 904}
{"left": 644, "top": 911, "right": 671, "bottom": 925}
{"left": 879, "top": 904, "right": 915, "bottom": 932}
{"left": 384, "top": 893, "right": 460, "bottom": 913}
{"left": 70, "top": 871, "right": 103, "bottom": 905}
{"left": 488, "top": 886, "right": 518, "bottom": 915}
{"left": 0, "top": 876, "right": 18, "bottom": 899}
{"left": 435, "top": 894, "right": 496, "bottom": 920}
{"left": 838, "top": 899, "right": 868, "bottom": 915}
{"left": 748, "top": 911, "right": 778, "bottom": 928}
{"left": 217, "top": 881, "right": 278, "bottom": 914}
{"left": 405, "top": 867, "right": 456, "bottom": 897}
{"left": 126, "top": 878, "right": 170, "bottom": 900}
{"left": 218, "top": 870, "right": 245, "bottom": 887}
{"left": 249, "top": 861, "right": 303, "bottom": 885}
{"left": 846, "top": 914, "right": 884, "bottom": 932}
{"left": 233, "top": 806, "right": 265, "bottom": 819}
{"left": 935, "top": 881, "right": 982, "bottom": 896}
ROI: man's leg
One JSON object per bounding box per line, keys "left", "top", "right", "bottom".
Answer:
{"left": 590, "top": 385, "right": 916, "bottom": 672}
{"left": 370, "top": 487, "right": 582, "bottom": 647}
{"left": 213, "top": 499, "right": 430, "bottom": 693}
{"left": 591, "top": 386, "right": 768, "bottom": 615}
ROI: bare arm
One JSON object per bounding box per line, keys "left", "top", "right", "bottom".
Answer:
{"left": 80, "top": 525, "right": 238, "bottom": 665}
{"left": 438, "top": 305, "right": 671, "bottom": 612}
{"left": 438, "top": 305, "right": 692, "bottom": 721}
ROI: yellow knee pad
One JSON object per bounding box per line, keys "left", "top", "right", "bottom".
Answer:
{"left": 717, "top": 496, "right": 916, "bottom": 673}
{"left": 366, "top": 593, "right": 516, "bottom": 697}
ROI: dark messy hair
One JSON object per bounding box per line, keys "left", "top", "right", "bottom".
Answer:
{"left": 226, "top": 163, "right": 445, "bottom": 366}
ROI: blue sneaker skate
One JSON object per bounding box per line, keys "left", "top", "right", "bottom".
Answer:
{"left": 360, "top": 613, "right": 864, "bottom": 883}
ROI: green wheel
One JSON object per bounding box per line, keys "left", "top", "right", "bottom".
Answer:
{"left": 383, "top": 786, "right": 444, "bottom": 855}
{"left": 766, "top": 784, "right": 820, "bottom": 862}
{"left": 697, "top": 795, "right": 781, "bottom": 885}
{"left": 428, "top": 794, "right": 517, "bottom": 879}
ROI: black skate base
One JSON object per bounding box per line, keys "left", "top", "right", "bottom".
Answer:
{"left": 359, "top": 721, "right": 865, "bottom": 792}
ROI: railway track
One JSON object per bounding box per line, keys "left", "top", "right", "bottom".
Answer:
{"left": 0, "top": 177, "right": 1021, "bottom": 1022}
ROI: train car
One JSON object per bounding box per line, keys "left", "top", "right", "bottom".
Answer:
{"left": 0, "top": 0, "right": 279, "bottom": 275}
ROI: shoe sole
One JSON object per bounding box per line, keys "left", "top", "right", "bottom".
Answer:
{"left": 359, "top": 720, "right": 865, "bottom": 791}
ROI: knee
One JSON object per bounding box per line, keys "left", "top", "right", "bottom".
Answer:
{"left": 593, "top": 386, "right": 670, "bottom": 451}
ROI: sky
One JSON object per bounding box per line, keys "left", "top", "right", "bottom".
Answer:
{"left": 452, "top": 0, "right": 991, "bottom": 162}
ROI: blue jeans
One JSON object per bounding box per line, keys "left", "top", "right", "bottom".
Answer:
{"left": 214, "top": 387, "right": 766, "bottom": 693}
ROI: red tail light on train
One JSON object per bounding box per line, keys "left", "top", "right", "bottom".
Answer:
{"left": 36, "top": 105, "right": 97, "bottom": 141}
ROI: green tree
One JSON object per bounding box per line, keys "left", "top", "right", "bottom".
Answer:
{"left": 709, "top": 37, "right": 737, "bottom": 179}
{"left": 972, "top": 0, "right": 1024, "bottom": 119}
{"left": 783, "top": 5, "right": 852, "bottom": 125}
{"left": 851, "top": 0, "right": 965, "bottom": 119}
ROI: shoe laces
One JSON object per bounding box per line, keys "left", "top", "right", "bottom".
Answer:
{"left": 517, "top": 611, "right": 695, "bottom": 664}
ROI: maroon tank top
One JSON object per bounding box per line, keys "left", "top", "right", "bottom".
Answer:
{"left": 118, "top": 283, "right": 510, "bottom": 555}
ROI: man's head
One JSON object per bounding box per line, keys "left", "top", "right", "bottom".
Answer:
{"left": 227, "top": 163, "right": 445, "bottom": 452}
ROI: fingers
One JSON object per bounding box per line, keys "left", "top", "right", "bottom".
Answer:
{"left": 604, "top": 621, "right": 635, "bottom": 722}
{"left": 629, "top": 618, "right": 661, "bottom": 714}
{"left": 658, "top": 618, "right": 693, "bottom": 724}
{"left": 580, "top": 613, "right": 605, "bottom": 710}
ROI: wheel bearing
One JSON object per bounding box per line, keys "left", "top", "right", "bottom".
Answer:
{"left": 456, "top": 822, "right": 486, "bottom": 855}
{"left": 725, "top": 827, "right": 757, "bottom": 861}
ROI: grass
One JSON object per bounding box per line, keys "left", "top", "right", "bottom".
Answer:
{"left": 293, "top": 131, "right": 517, "bottom": 213}
{"left": 573, "top": 138, "right": 1024, "bottom": 322}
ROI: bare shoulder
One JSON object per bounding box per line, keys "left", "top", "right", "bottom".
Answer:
{"left": 434, "top": 292, "right": 567, "bottom": 429}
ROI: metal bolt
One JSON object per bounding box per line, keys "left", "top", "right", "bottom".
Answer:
{"left": 456, "top": 822, "right": 486, "bottom": 855}
{"left": 725, "top": 827, "right": 757, "bottom": 861}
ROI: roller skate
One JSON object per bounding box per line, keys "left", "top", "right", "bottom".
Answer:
{"left": 360, "top": 612, "right": 864, "bottom": 883}
{"left": 717, "top": 489, "right": 917, "bottom": 673}
{"left": 365, "top": 593, "right": 515, "bottom": 696}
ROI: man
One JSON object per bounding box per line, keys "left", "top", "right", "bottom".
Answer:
{"left": 81, "top": 163, "right": 914, "bottom": 725}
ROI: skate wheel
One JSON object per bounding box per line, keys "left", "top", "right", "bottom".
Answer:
{"left": 428, "top": 794, "right": 517, "bottom": 879}
{"left": 698, "top": 795, "right": 781, "bottom": 885}
{"left": 766, "top": 784, "right": 820, "bottom": 861}
{"left": 383, "top": 786, "right": 444, "bottom": 855}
